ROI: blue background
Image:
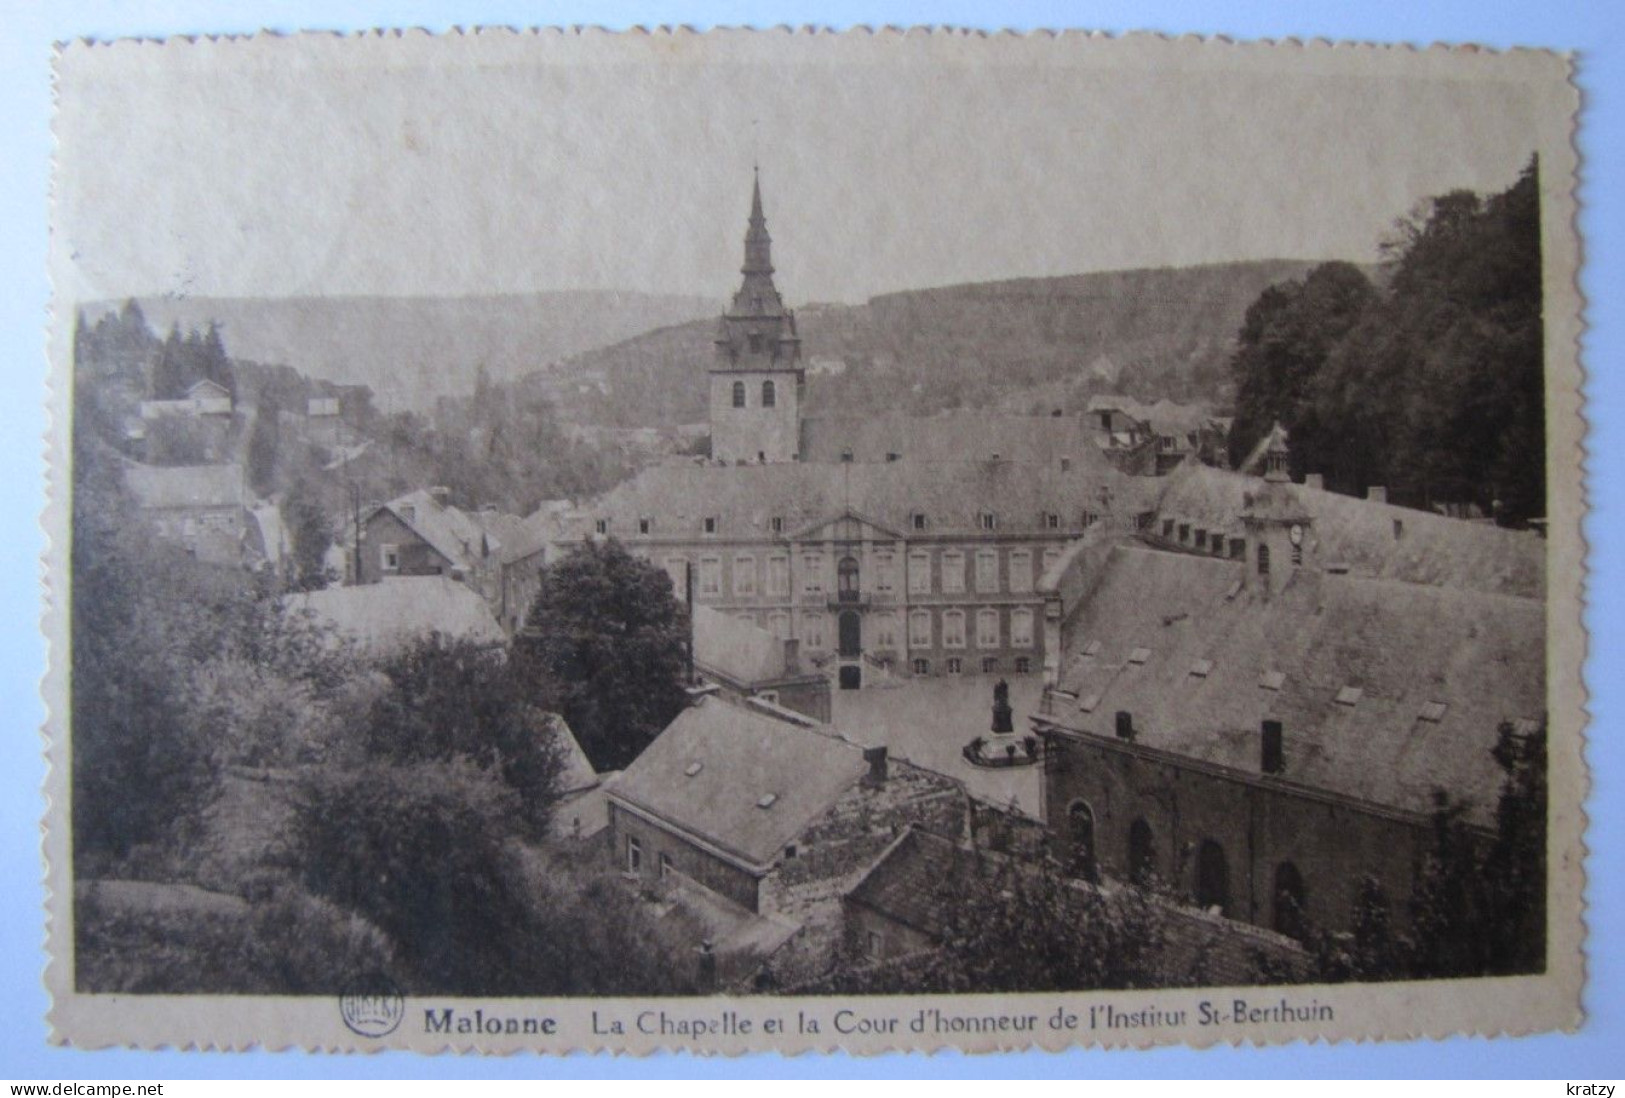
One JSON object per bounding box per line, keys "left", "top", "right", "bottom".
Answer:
{"left": 3, "top": 0, "right": 1619, "bottom": 1080}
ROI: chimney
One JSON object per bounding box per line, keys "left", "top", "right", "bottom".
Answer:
{"left": 429, "top": 486, "right": 451, "bottom": 507}
{"left": 1261, "top": 720, "right": 1284, "bottom": 775}
{"left": 1367, "top": 485, "right": 1387, "bottom": 504}
{"left": 862, "top": 745, "right": 889, "bottom": 787}
{"left": 782, "top": 637, "right": 801, "bottom": 674}
{"left": 1115, "top": 710, "right": 1135, "bottom": 741}
{"left": 1304, "top": 473, "right": 1324, "bottom": 491}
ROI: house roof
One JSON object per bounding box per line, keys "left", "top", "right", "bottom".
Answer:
{"left": 288, "top": 574, "right": 506, "bottom": 653}
{"left": 585, "top": 456, "right": 1160, "bottom": 540}
{"left": 543, "top": 713, "right": 599, "bottom": 796}
{"left": 609, "top": 696, "right": 872, "bottom": 872}
{"left": 1045, "top": 545, "right": 1545, "bottom": 828}
{"left": 845, "top": 827, "right": 972, "bottom": 940}
{"left": 1086, "top": 395, "right": 1215, "bottom": 438}
{"left": 1155, "top": 463, "right": 1546, "bottom": 598}
{"left": 124, "top": 463, "right": 246, "bottom": 510}
{"left": 800, "top": 412, "right": 1121, "bottom": 473}
{"left": 367, "top": 489, "right": 543, "bottom": 569}
{"left": 693, "top": 604, "right": 794, "bottom": 685}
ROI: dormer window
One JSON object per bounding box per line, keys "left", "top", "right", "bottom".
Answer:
{"left": 684, "top": 761, "right": 703, "bottom": 777}
{"left": 703, "top": 516, "right": 718, "bottom": 535}
{"left": 1259, "top": 670, "right": 1286, "bottom": 691}
{"left": 1419, "top": 701, "right": 1449, "bottom": 723}
{"left": 1128, "top": 647, "right": 1151, "bottom": 666}
{"left": 979, "top": 512, "right": 997, "bottom": 531}
{"left": 911, "top": 512, "right": 927, "bottom": 531}
{"left": 638, "top": 517, "right": 652, "bottom": 535}
{"left": 1082, "top": 639, "right": 1102, "bottom": 657}
{"left": 1335, "top": 686, "right": 1363, "bottom": 707}
{"left": 756, "top": 793, "right": 778, "bottom": 809}
{"left": 1190, "top": 659, "right": 1213, "bottom": 679}
{"left": 1044, "top": 512, "right": 1061, "bottom": 530}
{"left": 770, "top": 516, "right": 784, "bottom": 534}
{"left": 841, "top": 449, "right": 854, "bottom": 463}
{"left": 594, "top": 518, "right": 608, "bottom": 535}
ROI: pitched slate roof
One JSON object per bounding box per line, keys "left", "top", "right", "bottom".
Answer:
{"left": 586, "top": 456, "right": 1159, "bottom": 540}
{"left": 845, "top": 827, "right": 971, "bottom": 940}
{"left": 289, "top": 574, "right": 506, "bottom": 653}
{"left": 1048, "top": 545, "right": 1545, "bottom": 829}
{"left": 124, "top": 463, "right": 246, "bottom": 510}
{"left": 542, "top": 713, "right": 599, "bottom": 796}
{"left": 1155, "top": 463, "right": 1546, "bottom": 598}
{"left": 609, "top": 696, "right": 871, "bottom": 872}
{"left": 369, "top": 490, "right": 543, "bottom": 569}
{"left": 800, "top": 413, "right": 1120, "bottom": 473}
{"left": 694, "top": 604, "right": 793, "bottom": 685}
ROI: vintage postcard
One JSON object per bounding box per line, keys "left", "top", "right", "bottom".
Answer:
{"left": 43, "top": 29, "right": 1585, "bottom": 1053}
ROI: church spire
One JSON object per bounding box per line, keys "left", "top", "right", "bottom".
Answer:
{"left": 743, "top": 168, "right": 774, "bottom": 276}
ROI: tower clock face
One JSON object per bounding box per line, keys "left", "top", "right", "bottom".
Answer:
{"left": 1289, "top": 523, "right": 1304, "bottom": 546}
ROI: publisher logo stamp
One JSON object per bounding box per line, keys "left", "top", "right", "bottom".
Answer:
{"left": 339, "top": 972, "right": 405, "bottom": 1038}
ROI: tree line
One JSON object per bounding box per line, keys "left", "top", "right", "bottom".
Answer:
{"left": 1227, "top": 157, "right": 1544, "bottom": 525}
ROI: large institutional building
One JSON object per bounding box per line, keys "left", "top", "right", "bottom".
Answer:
{"left": 575, "top": 175, "right": 1162, "bottom": 688}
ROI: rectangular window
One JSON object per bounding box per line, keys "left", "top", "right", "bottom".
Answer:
{"left": 770, "top": 516, "right": 784, "bottom": 534}
{"left": 1163, "top": 518, "right": 1175, "bottom": 539}
{"left": 594, "top": 519, "right": 608, "bottom": 535}
{"left": 703, "top": 516, "right": 718, "bottom": 535}
{"left": 699, "top": 556, "right": 722, "bottom": 597}
{"left": 638, "top": 517, "right": 652, "bottom": 535}
{"left": 1230, "top": 537, "right": 1247, "bottom": 559}
{"left": 873, "top": 551, "right": 896, "bottom": 593}
{"left": 766, "top": 554, "right": 789, "bottom": 596}
{"left": 1009, "top": 549, "right": 1033, "bottom": 593}
{"left": 1011, "top": 607, "right": 1034, "bottom": 648}
{"left": 874, "top": 612, "right": 899, "bottom": 650}
{"left": 1015, "top": 656, "right": 1031, "bottom": 674}
{"left": 626, "top": 836, "right": 642, "bottom": 874}
{"left": 908, "top": 550, "right": 932, "bottom": 594}
{"left": 911, "top": 512, "right": 927, "bottom": 531}
{"left": 943, "top": 610, "right": 966, "bottom": 649}
{"left": 733, "top": 554, "right": 757, "bottom": 596}
{"left": 381, "top": 544, "right": 400, "bottom": 572}
{"left": 1042, "top": 546, "right": 1062, "bottom": 576}
{"left": 1083, "top": 510, "right": 1099, "bottom": 528}
{"left": 975, "top": 549, "right": 999, "bottom": 593}
{"left": 912, "top": 658, "right": 930, "bottom": 675}
{"left": 1178, "top": 523, "right": 1190, "bottom": 544}
{"left": 1195, "top": 529, "right": 1208, "bottom": 551}
{"left": 976, "top": 608, "right": 1000, "bottom": 648}
{"left": 982, "top": 656, "right": 998, "bottom": 674}
{"left": 979, "top": 512, "right": 997, "bottom": 531}
{"left": 909, "top": 609, "right": 932, "bottom": 649}
{"left": 801, "top": 554, "right": 825, "bottom": 594}
{"left": 768, "top": 611, "right": 790, "bottom": 639}
{"left": 946, "top": 656, "right": 963, "bottom": 675}
{"left": 942, "top": 550, "right": 966, "bottom": 594}
{"left": 658, "top": 852, "right": 672, "bottom": 879}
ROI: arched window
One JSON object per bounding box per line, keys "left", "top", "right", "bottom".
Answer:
{"left": 1068, "top": 801, "right": 1098, "bottom": 883}
{"left": 1196, "top": 839, "right": 1230, "bottom": 915}
{"left": 762, "top": 380, "right": 776, "bottom": 407}
{"left": 732, "top": 381, "right": 746, "bottom": 408}
{"left": 1128, "top": 818, "right": 1156, "bottom": 884}
{"left": 1274, "top": 862, "right": 1308, "bottom": 940}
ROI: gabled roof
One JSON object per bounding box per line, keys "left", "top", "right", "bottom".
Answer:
{"left": 845, "top": 827, "right": 972, "bottom": 940}
{"left": 288, "top": 575, "right": 506, "bottom": 653}
{"left": 543, "top": 713, "right": 599, "bottom": 796}
{"left": 586, "top": 456, "right": 1159, "bottom": 540}
{"left": 800, "top": 412, "right": 1122, "bottom": 472}
{"left": 1046, "top": 545, "right": 1545, "bottom": 828}
{"left": 125, "top": 463, "right": 246, "bottom": 510}
{"left": 693, "top": 604, "right": 795, "bottom": 686}
{"left": 1155, "top": 463, "right": 1546, "bottom": 598}
{"left": 609, "top": 696, "right": 871, "bottom": 873}
{"left": 186, "top": 378, "right": 232, "bottom": 401}
{"left": 367, "top": 489, "right": 540, "bottom": 570}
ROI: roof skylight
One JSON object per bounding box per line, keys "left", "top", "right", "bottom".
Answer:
{"left": 1259, "top": 670, "right": 1286, "bottom": 691}
{"left": 1335, "top": 686, "right": 1364, "bottom": 707}
{"left": 1128, "top": 647, "right": 1151, "bottom": 665}
{"left": 756, "top": 793, "right": 779, "bottom": 809}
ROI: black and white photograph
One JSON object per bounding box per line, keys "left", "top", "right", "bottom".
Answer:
{"left": 42, "top": 29, "right": 1585, "bottom": 1053}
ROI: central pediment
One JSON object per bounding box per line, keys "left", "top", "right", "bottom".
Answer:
{"left": 789, "top": 509, "right": 905, "bottom": 544}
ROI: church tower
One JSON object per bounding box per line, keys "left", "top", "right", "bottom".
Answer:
{"left": 1241, "top": 423, "right": 1314, "bottom": 599}
{"left": 709, "top": 171, "right": 804, "bottom": 464}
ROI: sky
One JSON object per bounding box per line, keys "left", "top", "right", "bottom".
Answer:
{"left": 52, "top": 32, "right": 1556, "bottom": 306}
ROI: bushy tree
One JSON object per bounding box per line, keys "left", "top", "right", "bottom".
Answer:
{"left": 282, "top": 478, "right": 334, "bottom": 591}
{"left": 361, "top": 634, "right": 566, "bottom": 835}
{"left": 246, "top": 393, "right": 281, "bottom": 494}
{"left": 514, "top": 538, "right": 689, "bottom": 771}
{"left": 1226, "top": 157, "right": 1545, "bottom": 524}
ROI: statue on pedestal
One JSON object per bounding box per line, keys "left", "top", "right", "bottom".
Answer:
{"left": 991, "top": 678, "right": 1014, "bottom": 735}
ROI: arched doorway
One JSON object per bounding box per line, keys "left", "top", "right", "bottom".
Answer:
{"left": 1195, "top": 840, "right": 1229, "bottom": 915}
{"left": 838, "top": 611, "right": 862, "bottom": 658}
{"left": 1128, "top": 818, "right": 1156, "bottom": 884}
{"left": 1068, "top": 801, "right": 1098, "bottom": 883}
{"left": 838, "top": 664, "right": 862, "bottom": 690}
{"left": 838, "top": 556, "right": 860, "bottom": 602}
{"left": 1273, "top": 862, "right": 1308, "bottom": 940}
